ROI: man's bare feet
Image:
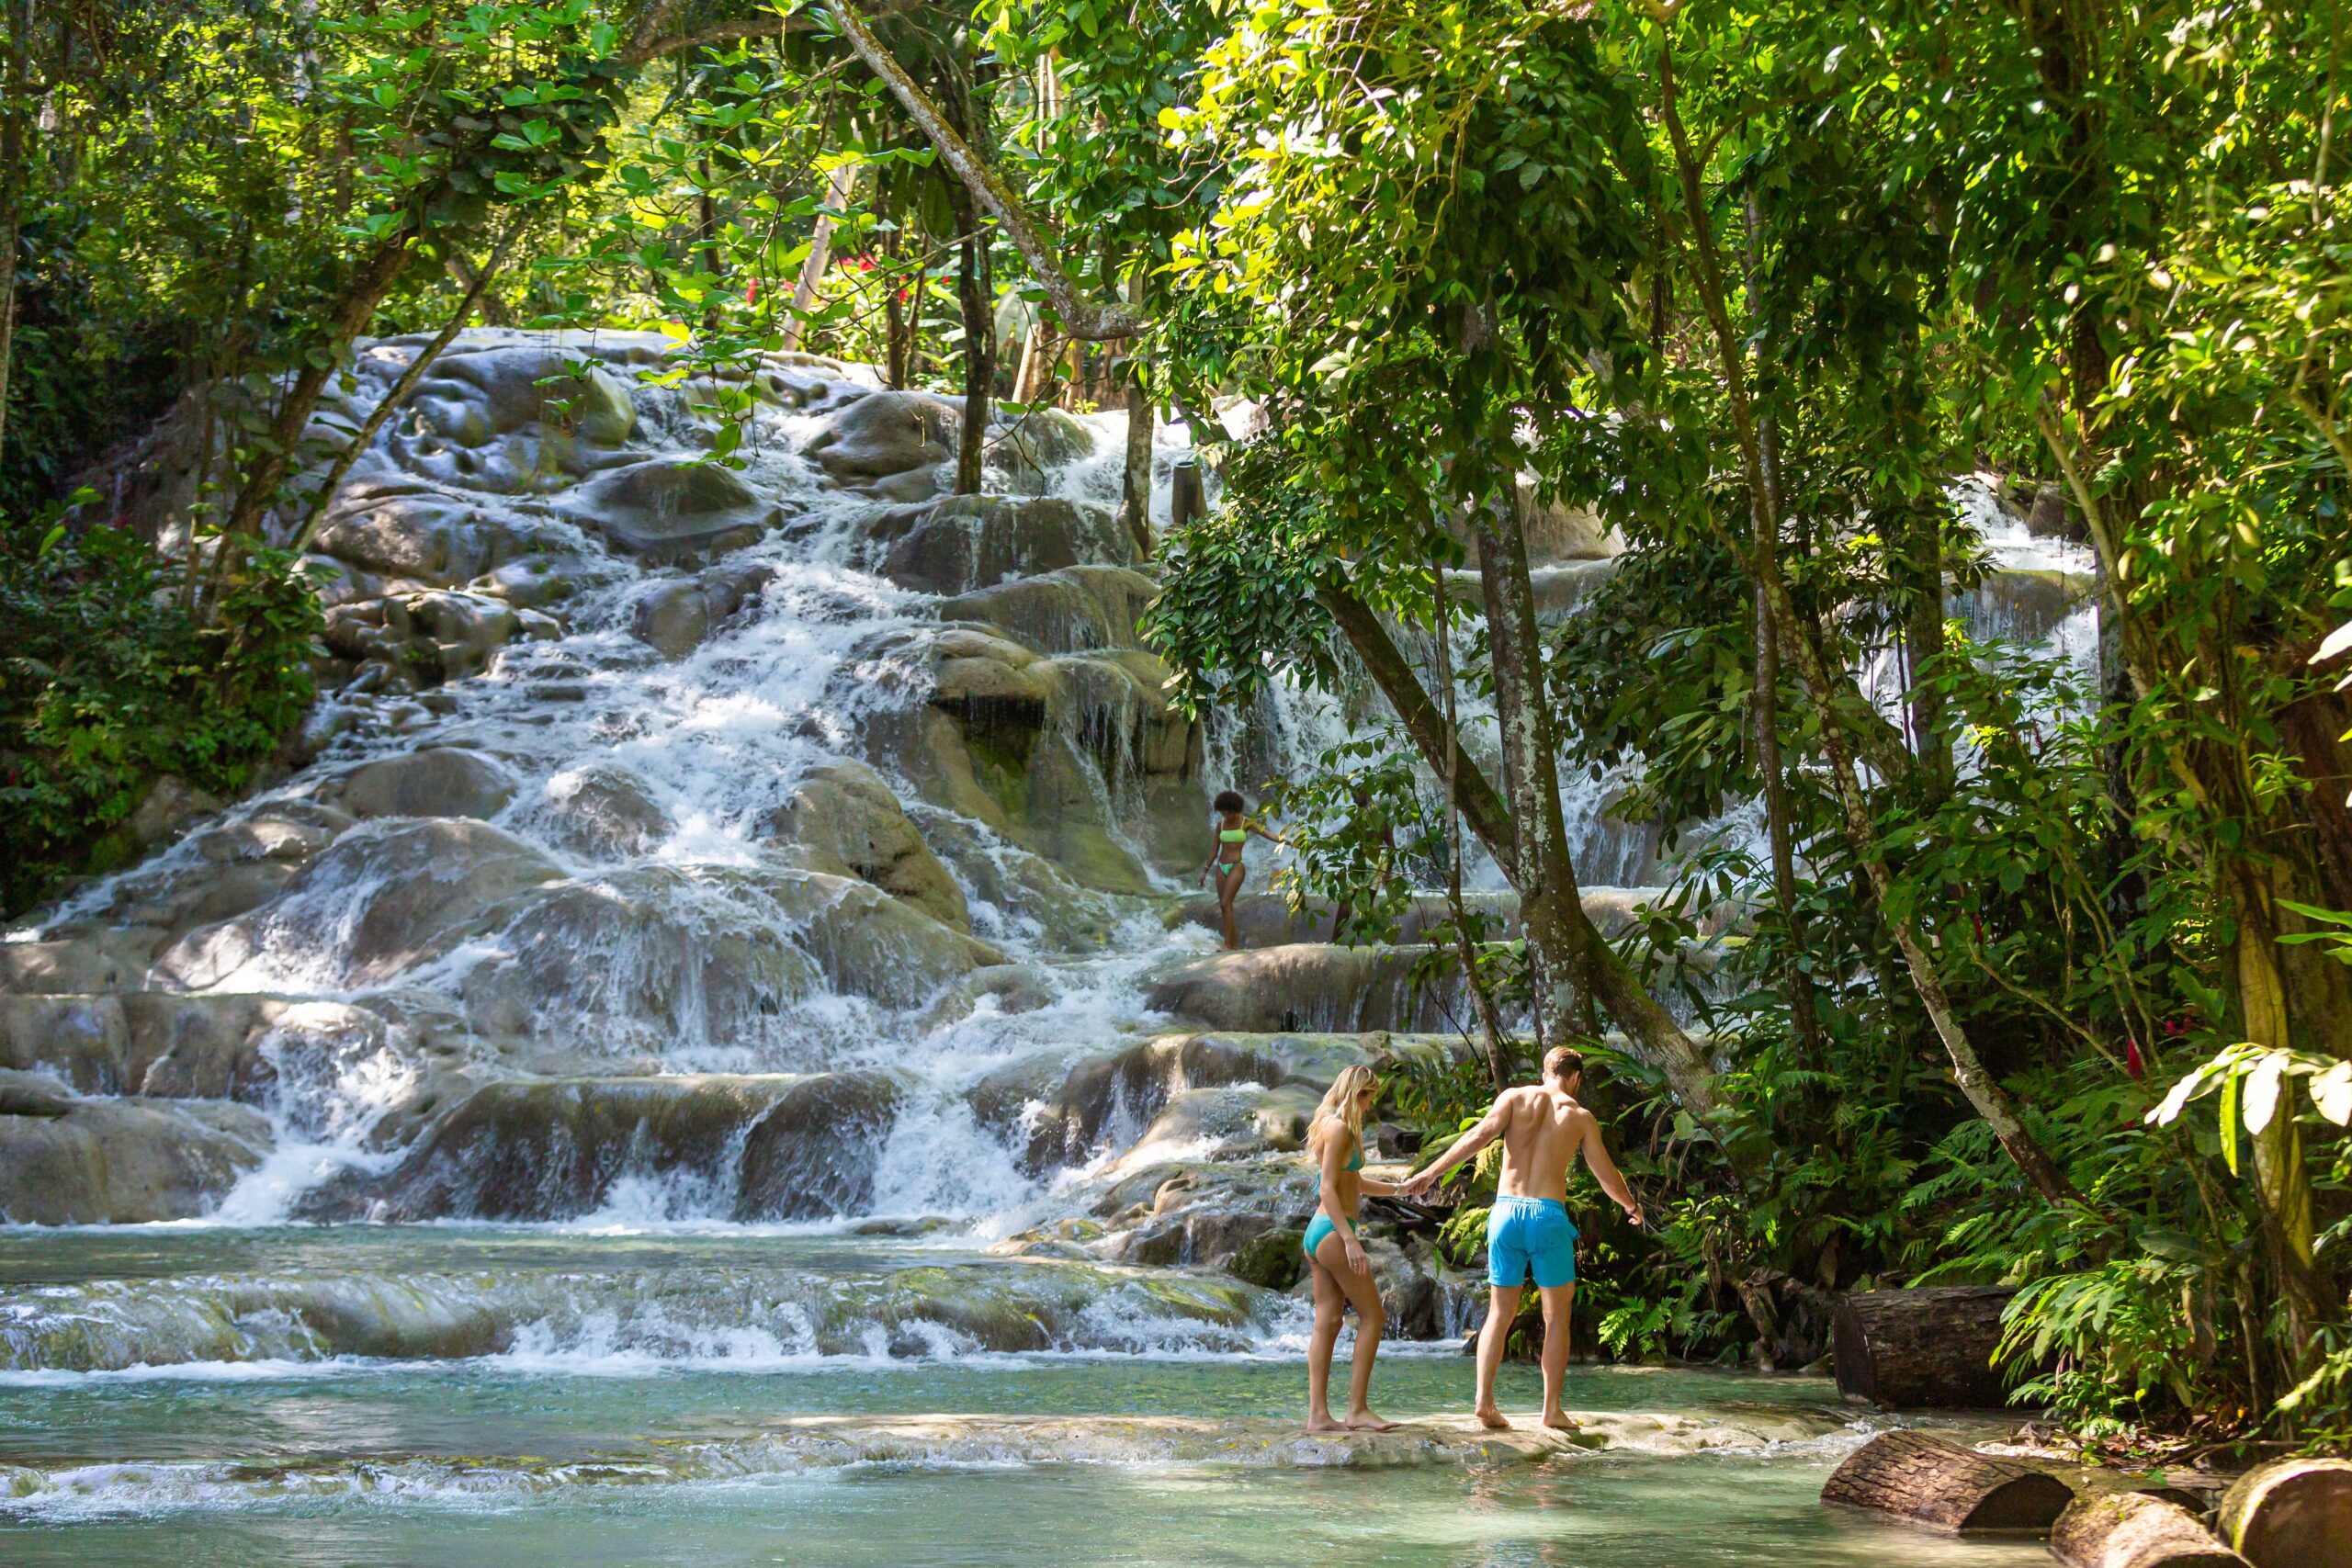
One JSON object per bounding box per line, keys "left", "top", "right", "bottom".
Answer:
{"left": 1541, "top": 1410, "right": 1580, "bottom": 1432}
{"left": 1474, "top": 1405, "right": 1511, "bottom": 1430}
{"left": 1344, "top": 1410, "right": 1400, "bottom": 1431}
{"left": 1306, "top": 1414, "right": 1347, "bottom": 1434}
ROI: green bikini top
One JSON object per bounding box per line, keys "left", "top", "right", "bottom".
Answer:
{"left": 1219, "top": 828, "right": 1246, "bottom": 843}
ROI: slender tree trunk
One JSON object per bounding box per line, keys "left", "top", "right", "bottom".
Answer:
{"left": 936, "top": 62, "right": 991, "bottom": 495}
{"left": 1122, "top": 373, "right": 1154, "bottom": 558}
{"left": 1736, "top": 199, "right": 1830, "bottom": 1108}
{"left": 202, "top": 220, "right": 428, "bottom": 622}
{"left": 286, "top": 220, "right": 526, "bottom": 558}
{"left": 695, "top": 153, "right": 725, "bottom": 333}
{"left": 0, "top": 0, "right": 30, "bottom": 468}
{"left": 953, "top": 222, "right": 991, "bottom": 493}
{"left": 2226, "top": 863, "right": 2328, "bottom": 1363}
{"left": 1118, "top": 272, "right": 1154, "bottom": 557}
{"left": 1472, "top": 491, "right": 1574, "bottom": 1054}
{"left": 445, "top": 249, "right": 513, "bottom": 328}
{"left": 1652, "top": 27, "right": 2068, "bottom": 1200}
{"left": 1431, "top": 556, "right": 1512, "bottom": 1089}
{"left": 780, "top": 161, "right": 856, "bottom": 353}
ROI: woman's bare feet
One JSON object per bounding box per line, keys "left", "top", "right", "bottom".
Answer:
{"left": 1541, "top": 1410, "right": 1580, "bottom": 1432}
{"left": 1474, "top": 1405, "right": 1511, "bottom": 1430}
{"left": 1306, "top": 1413, "right": 1347, "bottom": 1434}
{"left": 1344, "top": 1410, "right": 1400, "bottom": 1431}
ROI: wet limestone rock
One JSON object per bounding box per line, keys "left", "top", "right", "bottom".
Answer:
{"left": 632, "top": 579, "right": 711, "bottom": 660}
{"left": 872, "top": 495, "right": 1136, "bottom": 595}
{"left": 760, "top": 758, "right": 967, "bottom": 931}
{"left": 1147, "top": 944, "right": 1469, "bottom": 1033}
{"left": 320, "top": 748, "right": 520, "bottom": 821}
{"left": 561, "top": 457, "right": 782, "bottom": 560}
{"left": 0, "top": 995, "right": 130, "bottom": 1092}
{"left": 159, "top": 818, "right": 565, "bottom": 990}
{"left": 804, "top": 389, "right": 959, "bottom": 495}
{"left": 0, "top": 1098, "right": 271, "bottom": 1224}
{"left": 0, "top": 1067, "right": 74, "bottom": 1117}
{"left": 311, "top": 483, "right": 547, "bottom": 586}
{"left": 326, "top": 1070, "right": 904, "bottom": 1223}
{"left": 940, "top": 565, "right": 1159, "bottom": 656}
{"left": 0, "top": 931, "right": 162, "bottom": 996}
{"left": 536, "top": 761, "right": 674, "bottom": 860}
{"left": 629, "top": 561, "right": 775, "bottom": 660}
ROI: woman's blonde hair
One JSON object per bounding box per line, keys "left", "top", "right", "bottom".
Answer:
{"left": 1306, "top": 1064, "right": 1379, "bottom": 1162}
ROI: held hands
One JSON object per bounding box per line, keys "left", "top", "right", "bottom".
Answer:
{"left": 1397, "top": 1167, "right": 1440, "bottom": 1201}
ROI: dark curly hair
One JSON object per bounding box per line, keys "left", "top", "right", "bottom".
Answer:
{"left": 1213, "top": 790, "right": 1246, "bottom": 815}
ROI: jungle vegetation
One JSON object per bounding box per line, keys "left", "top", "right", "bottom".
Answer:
{"left": 0, "top": 0, "right": 2346, "bottom": 1456}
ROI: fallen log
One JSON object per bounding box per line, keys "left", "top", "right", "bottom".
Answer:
{"left": 2216, "top": 1457, "right": 2352, "bottom": 1568}
{"left": 1819, "top": 1430, "right": 2073, "bottom": 1533}
{"left": 2052, "top": 1491, "right": 2250, "bottom": 1568}
{"left": 1831, "top": 1284, "right": 2017, "bottom": 1407}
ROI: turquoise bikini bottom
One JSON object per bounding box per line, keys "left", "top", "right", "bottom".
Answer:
{"left": 1302, "top": 1213, "right": 1339, "bottom": 1261}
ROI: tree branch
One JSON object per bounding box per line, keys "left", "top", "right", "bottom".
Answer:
{"left": 825, "top": 0, "right": 1142, "bottom": 340}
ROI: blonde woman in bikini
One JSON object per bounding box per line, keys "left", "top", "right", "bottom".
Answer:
{"left": 1198, "top": 789, "right": 1282, "bottom": 951}
{"left": 1302, "top": 1064, "right": 1401, "bottom": 1433}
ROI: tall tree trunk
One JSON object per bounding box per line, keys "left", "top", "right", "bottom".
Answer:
{"left": 878, "top": 175, "right": 911, "bottom": 389}
{"left": 1431, "top": 556, "right": 1512, "bottom": 1089}
{"left": 1118, "top": 273, "right": 1154, "bottom": 557}
{"left": 1736, "top": 199, "right": 1829, "bottom": 1100}
{"left": 0, "top": 0, "right": 30, "bottom": 468}
{"left": 936, "top": 62, "right": 991, "bottom": 495}
{"left": 780, "top": 161, "right": 856, "bottom": 353}
{"left": 1472, "top": 491, "right": 1574, "bottom": 1055}
{"left": 1651, "top": 28, "right": 2069, "bottom": 1200}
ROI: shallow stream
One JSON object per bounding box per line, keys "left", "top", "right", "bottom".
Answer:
{"left": 0, "top": 1227, "right": 2051, "bottom": 1568}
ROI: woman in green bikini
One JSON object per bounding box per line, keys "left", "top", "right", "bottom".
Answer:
{"left": 1198, "top": 790, "right": 1282, "bottom": 951}
{"left": 1302, "top": 1064, "right": 1400, "bottom": 1433}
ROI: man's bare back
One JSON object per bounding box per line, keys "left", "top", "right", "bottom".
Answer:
{"left": 1489, "top": 1083, "right": 1600, "bottom": 1203}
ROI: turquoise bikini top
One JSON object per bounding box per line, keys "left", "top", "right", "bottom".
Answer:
{"left": 1313, "top": 1128, "right": 1363, "bottom": 1187}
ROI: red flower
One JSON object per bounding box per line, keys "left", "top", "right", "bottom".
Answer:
{"left": 2124, "top": 1040, "right": 2145, "bottom": 1080}
{"left": 744, "top": 276, "right": 759, "bottom": 306}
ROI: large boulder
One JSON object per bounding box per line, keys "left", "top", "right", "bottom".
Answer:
{"left": 803, "top": 390, "right": 959, "bottom": 496}
{"left": 534, "top": 761, "right": 675, "bottom": 861}
{"left": 158, "top": 818, "right": 564, "bottom": 990}
{"left": 311, "top": 484, "right": 548, "bottom": 586}
{"left": 940, "top": 565, "right": 1159, "bottom": 655}
{"left": 320, "top": 748, "right": 520, "bottom": 821}
{"left": 872, "top": 495, "right": 1135, "bottom": 595}
{"left": 560, "top": 457, "right": 783, "bottom": 560}
{"left": 0, "top": 1098, "right": 271, "bottom": 1224}
{"left": 761, "top": 758, "right": 967, "bottom": 931}
{"left": 322, "top": 1070, "right": 903, "bottom": 1222}
{"left": 1146, "top": 944, "right": 1470, "bottom": 1033}
{"left": 0, "top": 931, "right": 162, "bottom": 995}
{"left": 0, "top": 995, "right": 130, "bottom": 1092}
{"left": 447, "top": 863, "right": 1001, "bottom": 1047}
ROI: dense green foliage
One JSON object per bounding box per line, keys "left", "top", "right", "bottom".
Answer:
{"left": 0, "top": 0, "right": 2346, "bottom": 1457}
{"left": 0, "top": 499, "right": 318, "bottom": 911}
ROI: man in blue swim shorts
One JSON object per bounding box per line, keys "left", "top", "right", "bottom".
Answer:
{"left": 1401, "top": 1045, "right": 1644, "bottom": 1431}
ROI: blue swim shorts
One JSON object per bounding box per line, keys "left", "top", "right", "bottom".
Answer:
{"left": 1487, "top": 1195, "right": 1577, "bottom": 1289}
